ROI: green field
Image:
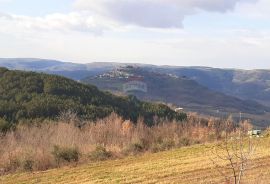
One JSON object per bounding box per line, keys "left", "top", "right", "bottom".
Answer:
{"left": 1, "top": 137, "right": 270, "bottom": 184}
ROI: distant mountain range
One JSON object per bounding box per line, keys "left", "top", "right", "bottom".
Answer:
{"left": 0, "top": 58, "right": 119, "bottom": 80}
{"left": 150, "top": 67, "right": 270, "bottom": 107}
{"left": 82, "top": 66, "right": 270, "bottom": 126}
{"left": 1, "top": 58, "right": 270, "bottom": 127}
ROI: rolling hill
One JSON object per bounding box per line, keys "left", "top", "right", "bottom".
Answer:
{"left": 2, "top": 58, "right": 270, "bottom": 107}
{"left": 0, "top": 67, "right": 186, "bottom": 127}
{"left": 2, "top": 58, "right": 270, "bottom": 126}
{"left": 150, "top": 66, "right": 270, "bottom": 107}
{"left": 0, "top": 58, "right": 139, "bottom": 80}
{"left": 83, "top": 67, "right": 270, "bottom": 126}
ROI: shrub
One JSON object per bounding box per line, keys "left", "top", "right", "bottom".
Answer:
{"left": 128, "top": 143, "right": 144, "bottom": 154}
{"left": 34, "top": 153, "right": 53, "bottom": 171}
{"left": 52, "top": 145, "right": 80, "bottom": 166}
{"left": 178, "top": 138, "right": 191, "bottom": 147}
{"left": 151, "top": 139, "right": 175, "bottom": 153}
{"left": 0, "top": 113, "right": 229, "bottom": 174}
{"left": 208, "top": 132, "right": 217, "bottom": 141}
{"left": 150, "top": 144, "right": 161, "bottom": 153}
{"left": 262, "top": 128, "right": 270, "bottom": 138}
{"left": 89, "top": 146, "right": 112, "bottom": 161}
{"left": 5, "top": 157, "right": 21, "bottom": 173}
{"left": 22, "top": 159, "right": 34, "bottom": 172}
{"left": 161, "top": 140, "right": 175, "bottom": 150}
{"left": 124, "top": 139, "right": 149, "bottom": 155}
{"left": 0, "top": 118, "right": 12, "bottom": 133}
{"left": 193, "top": 140, "right": 201, "bottom": 145}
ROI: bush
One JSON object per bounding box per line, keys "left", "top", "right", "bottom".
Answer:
{"left": 124, "top": 139, "right": 149, "bottom": 155}
{"left": 193, "top": 140, "right": 201, "bottom": 145}
{"left": 150, "top": 144, "right": 160, "bottom": 153}
{"left": 0, "top": 118, "right": 12, "bottom": 133}
{"left": 151, "top": 139, "right": 175, "bottom": 153}
{"left": 208, "top": 131, "right": 218, "bottom": 141}
{"left": 52, "top": 145, "right": 80, "bottom": 166}
{"left": 128, "top": 143, "right": 144, "bottom": 154}
{"left": 264, "top": 128, "right": 270, "bottom": 138}
{"left": 5, "top": 157, "right": 21, "bottom": 173}
{"left": 178, "top": 138, "right": 191, "bottom": 147}
{"left": 89, "top": 146, "right": 112, "bottom": 161}
{"left": 22, "top": 159, "right": 34, "bottom": 172}
{"left": 161, "top": 140, "right": 175, "bottom": 150}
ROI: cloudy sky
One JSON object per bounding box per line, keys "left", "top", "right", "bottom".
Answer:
{"left": 0, "top": 0, "right": 270, "bottom": 68}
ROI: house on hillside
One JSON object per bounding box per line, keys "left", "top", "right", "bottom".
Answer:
{"left": 175, "top": 107, "right": 184, "bottom": 112}
{"left": 248, "top": 130, "right": 262, "bottom": 137}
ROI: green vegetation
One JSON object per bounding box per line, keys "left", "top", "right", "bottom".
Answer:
{"left": 89, "top": 146, "right": 112, "bottom": 161}
{"left": 52, "top": 146, "right": 80, "bottom": 165}
{"left": 0, "top": 67, "right": 186, "bottom": 129}
{"left": 0, "top": 118, "right": 11, "bottom": 133}
{"left": 22, "top": 159, "right": 34, "bottom": 172}
{"left": 124, "top": 140, "right": 148, "bottom": 155}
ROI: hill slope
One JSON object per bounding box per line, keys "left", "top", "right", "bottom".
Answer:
{"left": 3, "top": 58, "right": 270, "bottom": 121}
{"left": 0, "top": 58, "right": 133, "bottom": 80}
{"left": 2, "top": 59, "right": 270, "bottom": 107}
{"left": 0, "top": 67, "right": 186, "bottom": 126}
{"left": 83, "top": 67, "right": 269, "bottom": 114}
{"left": 2, "top": 138, "right": 270, "bottom": 184}
{"left": 148, "top": 67, "right": 270, "bottom": 106}
{"left": 83, "top": 67, "right": 269, "bottom": 115}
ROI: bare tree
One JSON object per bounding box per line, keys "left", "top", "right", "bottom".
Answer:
{"left": 210, "top": 120, "right": 256, "bottom": 184}
{"left": 58, "top": 110, "right": 83, "bottom": 127}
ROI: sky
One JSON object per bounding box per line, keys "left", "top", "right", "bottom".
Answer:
{"left": 0, "top": 0, "right": 270, "bottom": 69}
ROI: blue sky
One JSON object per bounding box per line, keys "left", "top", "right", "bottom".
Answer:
{"left": 0, "top": 0, "right": 270, "bottom": 69}
{"left": 0, "top": 0, "right": 73, "bottom": 15}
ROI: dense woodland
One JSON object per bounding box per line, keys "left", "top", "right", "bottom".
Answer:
{"left": 0, "top": 67, "right": 186, "bottom": 131}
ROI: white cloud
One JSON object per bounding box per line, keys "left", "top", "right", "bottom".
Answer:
{"left": 1, "top": 0, "right": 270, "bottom": 69}
{"left": 0, "top": 12, "right": 107, "bottom": 35}
{"left": 2, "top": 24, "right": 270, "bottom": 69}
{"left": 0, "top": 0, "right": 259, "bottom": 35}
{"left": 233, "top": 0, "right": 270, "bottom": 19}
{"left": 74, "top": 0, "right": 256, "bottom": 28}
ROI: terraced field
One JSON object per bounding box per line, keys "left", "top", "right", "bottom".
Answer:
{"left": 1, "top": 138, "right": 270, "bottom": 184}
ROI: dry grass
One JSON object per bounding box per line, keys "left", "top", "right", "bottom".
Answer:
{"left": 1, "top": 137, "right": 270, "bottom": 184}
{"left": 0, "top": 113, "right": 220, "bottom": 174}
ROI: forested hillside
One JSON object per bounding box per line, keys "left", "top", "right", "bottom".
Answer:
{"left": 84, "top": 67, "right": 270, "bottom": 127}
{"left": 150, "top": 67, "right": 270, "bottom": 106}
{"left": 3, "top": 59, "right": 270, "bottom": 107}
{"left": 0, "top": 67, "right": 186, "bottom": 130}
{"left": 84, "top": 67, "right": 269, "bottom": 114}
